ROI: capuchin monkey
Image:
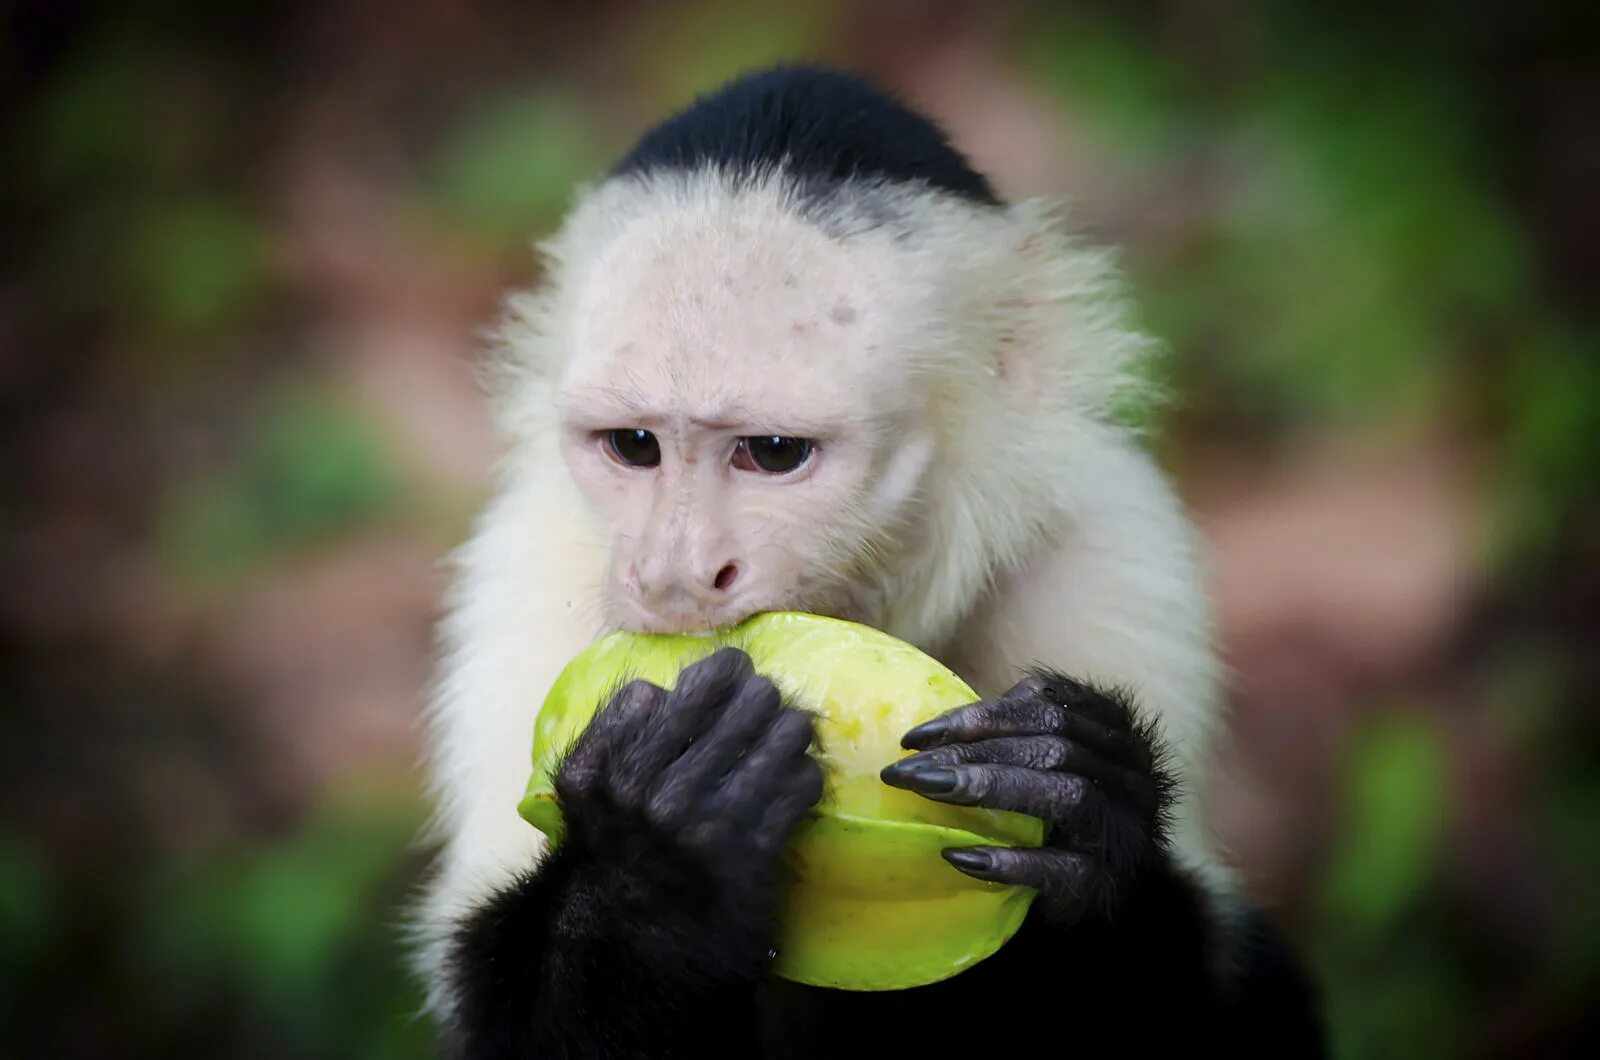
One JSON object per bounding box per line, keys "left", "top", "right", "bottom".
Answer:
{"left": 415, "top": 65, "right": 1325, "bottom": 1057}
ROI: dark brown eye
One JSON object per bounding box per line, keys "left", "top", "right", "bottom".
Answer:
{"left": 605, "top": 428, "right": 661, "bottom": 468}
{"left": 734, "top": 436, "right": 814, "bottom": 474}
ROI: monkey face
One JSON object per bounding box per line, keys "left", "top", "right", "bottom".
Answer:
{"left": 548, "top": 189, "right": 939, "bottom": 634}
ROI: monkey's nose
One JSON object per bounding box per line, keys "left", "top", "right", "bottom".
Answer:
{"left": 632, "top": 559, "right": 742, "bottom": 617}
{"left": 630, "top": 560, "right": 747, "bottom": 633}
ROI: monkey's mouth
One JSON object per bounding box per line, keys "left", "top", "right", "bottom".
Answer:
{"left": 614, "top": 599, "right": 752, "bottom": 636}
{"left": 615, "top": 594, "right": 861, "bottom": 637}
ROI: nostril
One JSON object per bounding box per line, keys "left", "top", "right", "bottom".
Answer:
{"left": 713, "top": 562, "right": 739, "bottom": 592}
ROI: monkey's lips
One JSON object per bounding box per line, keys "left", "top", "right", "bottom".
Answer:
{"left": 616, "top": 591, "right": 862, "bottom": 637}
{"left": 518, "top": 612, "right": 1044, "bottom": 991}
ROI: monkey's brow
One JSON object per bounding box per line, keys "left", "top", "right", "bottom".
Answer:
{"left": 561, "top": 383, "right": 660, "bottom": 423}
{"left": 566, "top": 384, "right": 829, "bottom": 435}
{"left": 573, "top": 382, "right": 654, "bottom": 411}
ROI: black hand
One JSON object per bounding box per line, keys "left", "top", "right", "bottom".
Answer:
{"left": 445, "top": 648, "right": 822, "bottom": 1060}
{"left": 556, "top": 646, "right": 824, "bottom": 916}
{"left": 881, "top": 671, "right": 1176, "bottom": 925}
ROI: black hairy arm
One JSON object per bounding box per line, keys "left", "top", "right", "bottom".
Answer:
{"left": 443, "top": 649, "right": 822, "bottom": 1060}
{"left": 763, "top": 672, "right": 1325, "bottom": 1056}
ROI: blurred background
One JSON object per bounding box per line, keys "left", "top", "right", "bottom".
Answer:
{"left": 3, "top": 1, "right": 1597, "bottom": 1056}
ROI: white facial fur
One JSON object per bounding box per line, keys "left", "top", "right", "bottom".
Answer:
{"left": 555, "top": 185, "right": 940, "bottom": 633}
{"left": 488, "top": 170, "right": 1158, "bottom": 645}
{"left": 415, "top": 168, "right": 1231, "bottom": 1015}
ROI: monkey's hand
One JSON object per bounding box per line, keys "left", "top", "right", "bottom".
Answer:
{"left": 880, "top": 672, "right": 1175, "bottom": 926}
{"left": 554, "top": 646, "right": 824, "bottom": 933}
{"left": 444, "top": 649, "right": 820, "bottom": 1059}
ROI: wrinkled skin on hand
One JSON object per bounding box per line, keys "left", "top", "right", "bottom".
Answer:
{"left": 882, "top": 671, "right": 1176, "bottom": 925}
{"left": 554, "top": 647, "right": 825, "bottom": 910}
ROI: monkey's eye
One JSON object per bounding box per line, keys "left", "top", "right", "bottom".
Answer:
{"left": 734, "top": 436, "right": 814, "bottom": 475}
{"left": 604, "top": 428, "right": 661, "bottom": 468}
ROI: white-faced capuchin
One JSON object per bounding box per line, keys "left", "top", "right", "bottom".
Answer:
{"left": 413, "top": 64, "right": 1325, "bottom": 1059}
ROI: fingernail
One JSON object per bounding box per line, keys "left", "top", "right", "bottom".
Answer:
{"left": 880, "top": 758, "right": 937, "bottom": 788}
{"left": 880, "top": 759, "right": 916, "bottom": 786}
{"left": 890, "top": 765, "right": 959, "bottom": 795}
{"left": 943, "top": 849, "right": 992, "bottom": 873}
{"left": 901, "top": 717, "right": 950, "bottom": 748}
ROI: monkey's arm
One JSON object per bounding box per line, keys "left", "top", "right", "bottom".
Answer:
{"left": 990, "top": 860, "right": 1325, "bottom": 1053}
{"left": 442, "top": 653, "right": 823, "bottom": 1060}
{"left": 854, "top": 675, "right": 1324, "bottom": 1055}
{"left": 885, "top": 670, "right": 1325, "bottom": 1053}
{"left": 766, "top": 851, "right": 1321, "bottom": 1055}
{"left": 445, "top": 836, "right": 762, "bottom": 1059}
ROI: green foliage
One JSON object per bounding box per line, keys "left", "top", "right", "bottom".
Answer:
{"left": 428, "top": 88, "right": 605, "bottom": 248}
{"left": 1314, "top": 713, "right": 1462, "bottom": 1060}
{"left": 129, "top": 196, "right": 267, "bottom": 333}
{"left": 1539, "top": 770, "right": 1600, "bottom": 993}
{"left": 1321, "top": 930, "right": 1471, "bottom": 1060}
{"left": 1018, "top": 8, "right": 1187, "bottom": 159}
{"left": 1203, "top": 67, "right": 1527, "bottom": 427}
{"left": 17, "top": 20, "right": 272, "bottom": 360}
{"left": 631, "top": 0, "right": 839, "bottom": 109}
{"left": 1021, "top": 5, "right": 1541, "bottom": 437}
{"left": 0, "top": 837, "right": 59, "bottom": 1028}
{"left": 127, "top": 795, "right": 434, "bottom": 1059}
{"left": 28, "top": 31, "right": 164, "bottom": 193}
{"left": 1321, "top": 712, "right": 1450, "bottom": 930}
{"left": 1492, "top": 331, "right": 1600, "bottom": 566}
{"left": 156, "top": 384, "right": 402, "bottom": 581}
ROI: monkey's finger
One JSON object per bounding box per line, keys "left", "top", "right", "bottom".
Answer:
{"left": 557, "top": 679, "right": 664, "bottom": 797}
{"left": 645, "top": 672, "right": 782, "bottom": 825}
{"left": 881, "top": 761, "right": 1091, "bottom": 822}
{"left": 723, "top": 708, "right": 818, "bottom": 799}
{"left": 900, "top": 697, "right": 1068, "bottom": 750}
{"left": 685, "top": 710, "right": 819, "bottom": 855}
{"left": 901, "top": 682, "right": 1145, "bottom": 762}
{"left": 751, "top": 752, "right": 826, "bottom": 854}
{"left": 721, "top": 709, "right": 820, "bottom": 820}
{"left": 940, "top": 846, "right": 1109, "bottom": 923}
{"left": 884, "top": 738, "right": 1152, "bottom": 803}
{"left": 616, "top": 647, "right": 753, "bottom": 792}
{"left": 1008, "top": 673, "right": 1135, "bottom": 729}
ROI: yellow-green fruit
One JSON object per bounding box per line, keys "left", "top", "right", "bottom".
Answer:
{"left": 518, "top": 612, "right": 1044, "bottom": 991}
